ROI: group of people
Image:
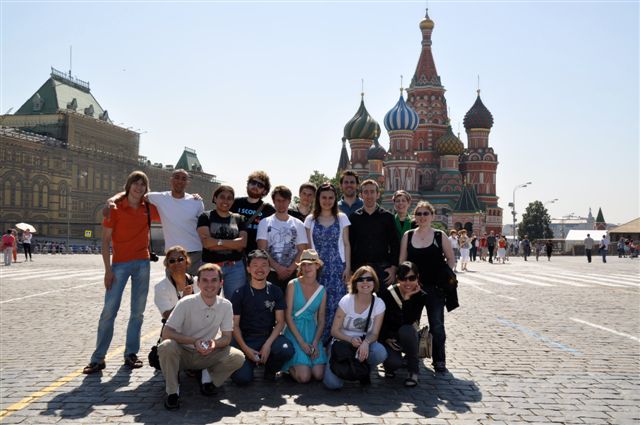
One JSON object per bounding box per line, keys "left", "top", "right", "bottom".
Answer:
{"left": 1, "top": 228, "right": 32, "bottom": 265}
{"left": 80, "top": 168, "right": 459, "bottom": 410}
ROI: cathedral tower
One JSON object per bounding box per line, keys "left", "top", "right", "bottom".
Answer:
{"left": 383, "top": 90, "right": 419, "bottom": 192}
{"left": 343, "top": 95, "right": 379, "bottom": 179}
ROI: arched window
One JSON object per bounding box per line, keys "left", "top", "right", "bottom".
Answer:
{"left": 3, "top": 181, "right": 11, "bottom": 206}
{"left": 60, "top": 186, "right": 68, "bottom": 211}
{"left": 42, "top": 185, "right": 48, "bottom": 208}
{"left": 33, "top": 183, "right": 40, "bottom": 207}
{"left": 15, "top": 182, "right": 21, "bottom": 207}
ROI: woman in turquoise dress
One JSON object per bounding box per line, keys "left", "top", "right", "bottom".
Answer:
{"left": 304, "top": 184, "right": 351, "bottom": 346}
{"left": 282, "top": 249, "right": 328, "bottom": 383}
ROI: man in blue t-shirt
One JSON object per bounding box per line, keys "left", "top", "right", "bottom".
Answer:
{"left": 230, "top": 249, "right": 294, "bottom": 384}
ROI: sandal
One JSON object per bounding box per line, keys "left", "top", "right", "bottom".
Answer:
{"left": 404, "top": 373, "right": 418, "bottom": 387}
{"left": 82, "top": 361, "right": 105, "bottom": 374}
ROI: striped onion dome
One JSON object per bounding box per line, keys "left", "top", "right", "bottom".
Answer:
{"left": 343, "top": 98, "right": 379, "bottom": 140}
{"left": 435, "top": 124, "right": 464, "bottom": 156}
{"left": 463, "top": 91, "right": 494, "bottom": 130}
{"left": 384, "top": 94, "right": 419, "bottom": 132}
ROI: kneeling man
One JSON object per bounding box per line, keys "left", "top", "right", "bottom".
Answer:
{"left": 159, "top": 263, "right": 244, "bottom": 410}
{"left": 230, "top": 249, "right": 294, "bottom": 384}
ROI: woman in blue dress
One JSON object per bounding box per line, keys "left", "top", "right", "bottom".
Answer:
{"left": 304, "top": 183, "right": 351, "bottom": 345}
{"left": 282, "top": 249, "right": 328, "bottom": 382}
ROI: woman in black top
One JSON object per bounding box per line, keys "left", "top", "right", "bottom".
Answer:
{"left": 399, "top": 201, "right": 455, "bottom": 373}
{"left": 379, "top": 261, "right": 427, "bottom": 387}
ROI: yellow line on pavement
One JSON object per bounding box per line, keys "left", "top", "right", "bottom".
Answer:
{"left": 0, "top": 330, "right": 159, "bottom": 421}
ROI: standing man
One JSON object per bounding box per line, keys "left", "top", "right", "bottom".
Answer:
{"left": 257, "top": 186, "right": 308, "bottom": 292}
{"left": 337, "top": 171, "right": 363, "bottom": 216}
{"left": 349, "top": 179, "right": 400, "bottom": 286}
{"left": 107, "top": 169, "right": 204, "bottom": 275}
{"left": 158, "top": 263, "right": 245, "bottom": 410}
{"left": 84, "top": 171, "right": 160, "bottom": 374}
{"left": 599, "top": 234, "right": 609, "bottom": 263}
{"left": 230, "top": 171, "right": 276, "bottom": 254}
{"left": 486, "top": 231, "right": 497, "bottom": 264}
{"left": 522, "top": 236, "right": 531, "bottom": 261}
{"left": 230, "top": 250, "right": 294, "bottom": 385}
{"left": 288, "top": 182, "right": 316, "bottom": 222}
{"left": 584, "top": 233, "right": 594, "bottom": 263}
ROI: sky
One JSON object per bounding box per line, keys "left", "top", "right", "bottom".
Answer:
{"left": 1, "top": 1, "right": 638, "bottom": 225}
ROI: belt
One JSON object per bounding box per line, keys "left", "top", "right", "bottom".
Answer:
{"left": 215, "top": 260, "right": 238, "bottom": 267}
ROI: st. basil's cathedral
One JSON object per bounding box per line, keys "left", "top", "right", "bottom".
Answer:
{"left": 337, "top": 10, "right": 503, "bottom": 235}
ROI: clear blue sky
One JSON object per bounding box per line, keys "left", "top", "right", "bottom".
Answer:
{"left": 2, "top": 1, "right": 638, "bottom": 225}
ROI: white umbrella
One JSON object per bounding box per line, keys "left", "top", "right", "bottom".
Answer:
{"left": 15, "top": 223, "right": 36, "bottom": 233}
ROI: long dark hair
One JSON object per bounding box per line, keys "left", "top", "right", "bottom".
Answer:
{"left": 312, "top": 183, "right": 338, "bottom": 219}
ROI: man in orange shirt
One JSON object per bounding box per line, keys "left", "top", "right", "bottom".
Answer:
{"left": 84, "top": 171, "right": 160, "bottom": 374}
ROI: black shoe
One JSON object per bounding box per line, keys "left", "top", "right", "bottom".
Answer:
{"left": 433, "top": 362, "right": 447, "bottom": 373}
{"left": 264, "top": 370, "right": 278, "bottom": 382}
{"left": 124, "top": 353, "right": 143, "bottom": 369}
{"left": 199, "top": 382, "right": 217, "bottom": 396}
{"left": 164, "top": 393, "right": 180, "bottom": 410}
{"left": 359, "top": 375, "right": 371, "bottom": 386}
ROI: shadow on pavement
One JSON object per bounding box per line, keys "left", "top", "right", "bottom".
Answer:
{"left": 41, "top": 365, "right": 481, "bottom": 422}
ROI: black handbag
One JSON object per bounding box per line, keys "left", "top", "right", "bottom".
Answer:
{"left": 329, "top": 297, "right": 375, "bottom": 382}
{"left": 148, "top": 319, "right": 166, "bottom": 370}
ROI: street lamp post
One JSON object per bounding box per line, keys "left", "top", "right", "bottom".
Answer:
{"left": 510, "top": 181, "right": 532, "bottom": 241}
{"left": 544, "top": 198, "right": 559, "bottom": 207}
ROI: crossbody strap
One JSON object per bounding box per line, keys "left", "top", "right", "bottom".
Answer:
{"left": 362, "top": 295, "right": 376, "bottom": 339}
{"left": 389, "top": 285, "right": 403, "bottom": 309}
{"left": 145, "top": 203, "right": 155, "bottom": 254}
{"left": 294, "top": 281, "right": 324, "bottom": 318}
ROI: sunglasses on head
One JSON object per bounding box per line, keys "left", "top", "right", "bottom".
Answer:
{"left": 249, "top": 179, "right": 266, "bottom": 189}
{"left": 355, "top": 276, "right": 375, "bottom": 283}
{"left": 399, "top": 274, "right": 418, "bottom": 282}
{"left": 414, "top": 211, "right": 432, "bottom": 217}
{"left": 168, "top": 256, "right": 185, "bottom": 264}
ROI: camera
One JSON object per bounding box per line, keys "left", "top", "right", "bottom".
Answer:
{"left": 149, "top": 252, "right": 159, "bottom": 262}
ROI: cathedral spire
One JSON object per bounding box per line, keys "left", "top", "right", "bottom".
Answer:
{"left": 411, "top": 8, "right": 441, "bottom": 88}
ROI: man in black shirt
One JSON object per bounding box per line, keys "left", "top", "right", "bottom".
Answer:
{"left": 349, "top": 179, "right": 400, "bottom": 286}
{"left": 288, "top": 182, "right": 316, "bottom": 222}
{"left": 487, "top": 231, "right": 497, "bottom": 264}
{"left": 230, "top": 171, "right": 276, "bottom": 253}
{"left": 230, "top": 250, "right": 294, "bottom": 385}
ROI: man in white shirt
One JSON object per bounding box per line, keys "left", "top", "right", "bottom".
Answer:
{"left": 584, "top": 234, "right": 594, "bottom": 263}
{"left": 158, "top": 263, "right": 244, "bottom": 410}
{"left": 257, "top": 185, "right": 308, "bottom": 292}
{"left": 107, "top": 169, "right": 204, "bottom": 274}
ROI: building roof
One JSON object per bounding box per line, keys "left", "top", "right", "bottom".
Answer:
{"left": 15, "top": 68, "right": 110, "bottom": 122}
{"left": 609, "top": 217, "right": 640, "bottom": 234}
{"left": 454, "top": 185, "right": 483, "bottom": 212}
{"left": 175, "top": 147, "right": 203, "bottom": 172}
{"left": 337, "top": 139, "right": 350, "bottom": 174}
{"left": 595, "top": 207, "right": 606, "bottom": 223}
{"left": 343, "top": 98, "right": 379, "bottom": 140}
{"left": 565, "top": 230, "right": 608, "bottom": 242}
{"left": 383, "top": 94, "right": 419, "bottom": 132}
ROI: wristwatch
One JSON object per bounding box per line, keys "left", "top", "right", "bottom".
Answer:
{"left": 217, "top": 239, "right": 223, "bottom": 246}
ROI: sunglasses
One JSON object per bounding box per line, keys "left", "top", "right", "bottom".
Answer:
{"left": 355, "top": 276, "right": 375, "bottom": 283}
{"left": 414, "top": 211, "right": 432, "bottom": 217}
{"left": 168, "top": 256, "right": 186, "bottom": 264}
{"left": 249, "top": 179, "right": 266, "bottom": 189}
{"left": 398, "top": 275, "right": 418, "bottom": 282}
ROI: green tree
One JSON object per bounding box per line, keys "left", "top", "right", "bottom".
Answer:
{"left": 307, "top": 170, "right": 341, "bottom": 197}
{"left": 518, "top": 201, "right": 553, "bottom": 240}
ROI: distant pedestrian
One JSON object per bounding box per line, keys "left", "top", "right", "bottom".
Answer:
{"left": 470, "top": 234, "right": 478, "bottom": 262}
{"left": 1, "top": 230, "right": 15, "bottom": 266}
{"left": 449, "top": 230, "right": 459, "bottom": 271}
{"left": 487, "top": 231, "right": 496, "bottom": 263}
{"left": 458, "top": 230, "right": 471, "bottom": 271}
{"left": 545, "top": 240, "right": 553, "bottom": 261}
{"left": 22, "top": 229, "right": 33, "bottom": 261}
{"left": 479, "top": 233, "right": 487, "bottom": 261}
{"left": 584, "top": 234, "right": 594, "bottom": 263}
{"left": 617, "top": 239, "right": 625, "bottom": 258}
{"left": 522, "top": 236, "right": 531, "bottom": 261}
{"left": 497, "top": 236, "right": 507, "bottom": 264}
{"left": 534, "top": 240, "right": 541, "bottom": 261}
{"left": 599, "top": 235, "right": 609, "bottom": 263}
{"left": 11, "top": 230, "right": 18, "bottom": 262}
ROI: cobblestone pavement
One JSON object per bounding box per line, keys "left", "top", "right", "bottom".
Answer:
{"left": 1, "top": 254, "right": 638, "bottom": 424}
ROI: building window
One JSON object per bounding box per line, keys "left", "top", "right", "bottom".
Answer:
{"left": 3, "top": 181, "right": 11, "bottom": 206}
{"left": 33, "top": 183, "right": 40, "bottom": 207}
{"left": 15, "top": 182, "right": 21, "bottom": 207}
{"left": 60, "top": 186, "right": 68, "bottom": 211}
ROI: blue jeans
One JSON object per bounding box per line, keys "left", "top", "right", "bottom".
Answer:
{"left": 425, "top": 287, "right": 446, "bottom": 364}
{"left": 323, "top": 340, "right": 387, "bottom": 389}
{"left": 221, "top": 260, "right": 247, "bottom": 299}
{"left": 231, "top": 335, "right": 294, "bottom": 385}
{"left": 91, "top": 259, "right": 150, "bottom": 363}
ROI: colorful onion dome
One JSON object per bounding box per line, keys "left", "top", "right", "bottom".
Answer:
{"left": 367, "top": 139, "right": 386, "bottom": 161}
{"left": 343, "top": 98, "right": 379, "bottom": 140}
{"left": 435, "top": 124, "right": 464, "bottom": 156}
{"left": 463, "top": 90, "right": 494, "bottom": 130}
{"left": 420, "top": 9, "right": 434, "bottom": 30}
{"left": 384, "top": 94, "right": 419, "bottom": 132}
